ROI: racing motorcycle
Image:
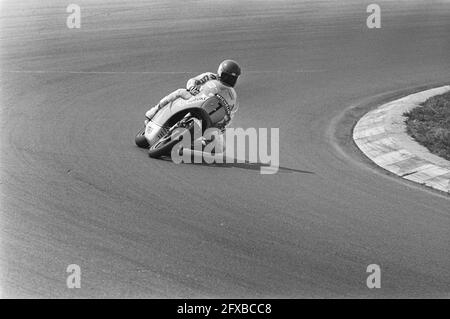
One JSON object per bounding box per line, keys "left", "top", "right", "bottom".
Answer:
{"left": 135, "top": 89, "right": 229, "bottom": 158}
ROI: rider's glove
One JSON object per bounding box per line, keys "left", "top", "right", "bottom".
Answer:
{"left": 188, "top": 86, "right": 200, "bottom": 95}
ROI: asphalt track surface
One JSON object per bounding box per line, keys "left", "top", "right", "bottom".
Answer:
{"left": 1, "top": 0, "right": 449, "bottom": 298}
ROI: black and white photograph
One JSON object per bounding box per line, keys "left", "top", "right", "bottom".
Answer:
{"left": 0, "top": 0, "right": 449, "bottom": 305}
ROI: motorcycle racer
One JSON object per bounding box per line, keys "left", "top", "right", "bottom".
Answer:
{"left": 145, "top": 60, "right": 241, "bottom": 137}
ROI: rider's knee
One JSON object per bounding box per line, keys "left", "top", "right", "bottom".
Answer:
{"left": 145, "top": 107, "right": 156, "bottom": 119}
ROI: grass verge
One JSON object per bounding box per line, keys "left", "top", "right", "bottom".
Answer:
{"left": 404, "top": 91, "right": 450, "bottom": 161}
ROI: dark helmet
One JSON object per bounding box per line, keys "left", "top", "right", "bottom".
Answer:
{"left": 217, "top": 60, "right": 241, "bottom": 87}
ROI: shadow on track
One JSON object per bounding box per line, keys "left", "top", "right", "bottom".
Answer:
{"left": 157, "top": 156, "right": 314, "bottom": 175}
{"left": 193, "top": 161, "right": 314, "bottom": 175}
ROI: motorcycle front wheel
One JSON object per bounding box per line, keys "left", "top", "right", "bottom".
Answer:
{"left": 135, "top": 126, "right": 149, "bottom": 148}
{"left": 148, "top": 117, "right": 201, "bottom": 158}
